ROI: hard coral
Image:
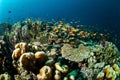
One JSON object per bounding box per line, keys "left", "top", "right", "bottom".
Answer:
{"left": 37, "top": 66, "right": 52, "bottom": 80}
{"left": 35, "top": 51, "right": 48, "bottom": 65}
{"left": 14, "top": 70, "right": 37, "bottom": 80}
{"left": 61, "top": 44, "right": 90, "bottom": 62}
{"left": 55, "top": 62, "right": 68, "bottom": 73}
{"left": 35, "top": 51, "right": 47, "bottom": 60}
{"left": 97, "top": 64, "right": 120, "bottom": 80}
{"left": 12, "top": 48, "right": 21, "bottom": 59}
{"left": 12, "top": 42, "right": 27, "bottom": 59}
{"left": 54, "top": 70, "right": 61, "bottom": 80}
{"left": 19, "top": 52, "right": 35, "bottom": 71}
{"left": 0, "top": 73, "right": 11, "bottom": 80}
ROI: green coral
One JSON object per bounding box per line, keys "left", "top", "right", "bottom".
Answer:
{"left": 0, "top": 73, "right": 11, "bottom": 80}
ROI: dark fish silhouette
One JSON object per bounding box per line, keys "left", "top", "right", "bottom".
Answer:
{"left": 8, "top": 10, "right": 11, "bottom": 13}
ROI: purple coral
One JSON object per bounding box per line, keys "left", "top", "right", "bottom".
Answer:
{"left": 100, "top": 41, "right": 106, "bottom": 47}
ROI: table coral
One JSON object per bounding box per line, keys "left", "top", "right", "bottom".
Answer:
{"left": 61, "top": 44, "right": 90, "bottom": 62}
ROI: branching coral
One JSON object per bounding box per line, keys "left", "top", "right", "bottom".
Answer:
{"left": 80, "top": 41, "right": 120, "bottom": 79}
{"left": 7, "top": 20, "right": 49, "bottom": 45}
{"left": 91, "top": 41, "right": 120, "bottom": 64}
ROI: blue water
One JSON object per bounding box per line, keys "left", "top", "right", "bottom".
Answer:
{"left": 0, "top": 0, "right": 120, "bottom": 33}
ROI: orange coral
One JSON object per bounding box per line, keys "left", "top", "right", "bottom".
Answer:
{"left": 35, "top": 51, "right": 48, "bottom": 63}
{"left": 62, "top": 27, "right": 67, "bottom": 31}
{"left": 12, "top": 42, "right": 27, "bottom": 59}
{"left": 37, "top": 66, "right": 52, "bottom": 80}
{"left": 77, "top": 31, "right": 84, "bottom": 35}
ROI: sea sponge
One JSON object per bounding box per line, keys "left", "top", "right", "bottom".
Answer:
{"left": 37, "top": 66, "right": 52, "bottom": 80}
{"left": 61, "top": 44, "right": 90, "bottom": 62}
{"left": 55, "top": 62, "right": 68, "bottom": 73}
{"left": 19, "top": 52, "right": 35, "bottom": 71}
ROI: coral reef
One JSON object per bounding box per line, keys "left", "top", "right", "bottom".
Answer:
{"left": 0, "top": 19, "right": 120, "bottom": 80}
{"left": 0, "top": 38, "right": 17, "bottom": 79}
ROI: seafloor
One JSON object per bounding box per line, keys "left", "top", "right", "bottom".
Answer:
{"left": 0, "top": 19, "right": 120, "bottom": 80}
